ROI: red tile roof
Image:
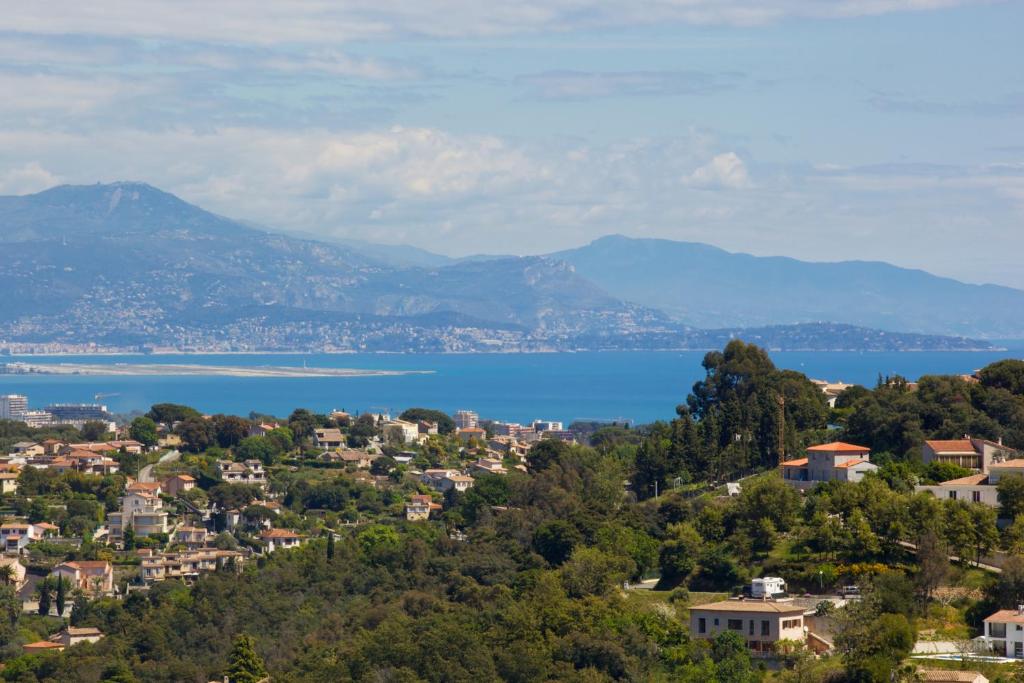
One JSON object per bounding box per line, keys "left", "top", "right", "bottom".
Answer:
{"left": 781, "top": 458, "right": 808, "bottom": 467}
{"left": 807, "top": 442, "right": 870, "bottom": 453}
{"left": 924, "top": 439, "right": 976, "bottom": 453}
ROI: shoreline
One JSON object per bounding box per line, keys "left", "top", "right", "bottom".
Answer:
{"left": 0, "top": 363, "right": 435, "bottom": 378}
{"left": 3, "top": 346, "right": 1011, "bottom": 358}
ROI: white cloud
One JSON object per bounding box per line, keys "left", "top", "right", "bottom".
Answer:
{"left": 0, "top": 1, "right": 993, "bottom": 44}
{"left": 0, "top": 163, "right": 61, "bottom": 195}
{"left": 685, "top": 152, "right": 751, "bottom": 189}
{"left": 0, "top": 124, "right": 1021, "bottom": 286}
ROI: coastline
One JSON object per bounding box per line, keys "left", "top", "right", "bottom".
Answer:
{"left": 0, "top": 363, "right": 435, "bottom": 378}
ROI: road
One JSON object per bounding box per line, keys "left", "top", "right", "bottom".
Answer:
{"left": 138, "top": 450, "right": 180, "bottom": 483}
{"left": 897, "top": 540, "right": 1003, "bottom": 574}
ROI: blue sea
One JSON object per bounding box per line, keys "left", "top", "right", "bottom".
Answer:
{"left": 2, "top": 349, "right": 1022, "bottom": 425}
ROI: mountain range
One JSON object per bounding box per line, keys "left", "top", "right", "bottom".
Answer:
{"left": 0, "top": 182, "right": 1014, "bottom": 353}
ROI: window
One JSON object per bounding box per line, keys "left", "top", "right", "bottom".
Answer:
{"left": 973, "top": 491, "right": 982, "bottom": 503}
{"left": 727, "top": 619, "right": 743, "bottom": 631}
{"left": 714, "top": 618, "right": 719, "bottom": 627}
{"left": 781, "top": 618, "right": 802, "bottom": 630}
{"left": 991, "top": 623, "right": 1007, "bottom": 638}
{"left": 761, "top": 620, "right": 770, "bottom": 636}
{"left": 749, "top": 620, "right": 754, "bottom": 635}
{"left": 1016, "top": 642, "right": 1023, "bottom": 658}
{"left": 698, "top": 618, "right": 706, "bottom": 634}
{"left": 949, "top": 490, "right": 957, "bottom": 500}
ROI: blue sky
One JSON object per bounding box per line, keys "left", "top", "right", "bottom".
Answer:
{"left": 1, "top": 1, "right": 1022, "bottom": 287}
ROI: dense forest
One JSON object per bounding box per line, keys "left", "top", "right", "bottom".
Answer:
{"left": 3, "top": 342, "right": 1024, "bottom": 682}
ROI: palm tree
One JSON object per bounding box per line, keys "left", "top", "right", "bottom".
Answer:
{"left": 0, "top": 564, "right": 16, "bottom": 587}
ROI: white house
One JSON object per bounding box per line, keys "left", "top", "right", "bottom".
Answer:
{"left": 689, "top": 600, "right": 810, "bottom": 656}
{"left": 781, "top": 442, "right": 877, "bottom": 490}
{"left": 923, "top": 437, "right": 1018, "bottom": 472}
{"left": 108, "top": 491, "right": 169, "bottom": 539}
{"left": 260, "top": 528, "right": 302, "bottom": 553}
{"left": 917, "top": 459, "right": 1024, "bottom": 509}
{"left": 981, "top": 607, "right": 1024, "bottom": 658}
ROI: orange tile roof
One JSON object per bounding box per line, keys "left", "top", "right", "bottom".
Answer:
{"left": 690, "top": 600, "right": 805, "bottom": 614}
{"left": 23, "top": 641, "right": 64, "bottom": 650}
{"left": 807, "top": 442, "right": 870, "bottom": 453}
{"left": 261, "top": 528, "right": 300, "bottom": 538}
{"left": 991, "top": 459, "right": 1024, "bottom": 468}
{"left": 925, "top": 439, "right": 976, "bottom": 453}
{"left": 834, "top": 458, "right": 871, "bottom": 469}
{"left": 781, "top": 458, "right": 808, "bottom": 467}
{"left": 985, "top": 609, "right": 1024, "bottom": 624}
{"left": 938, "top": 474, "right": 990, "bottom": 486}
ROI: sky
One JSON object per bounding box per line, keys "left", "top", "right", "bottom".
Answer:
{"left": 1, "top": 1, "right": 1022, "bottom": 287}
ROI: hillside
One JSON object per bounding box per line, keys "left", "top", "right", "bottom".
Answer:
{"left": 552, "top": 235, "right": 1024, "bottom": 339}
{"left": 0, "top": 183, "right": 671, "bottom": 351}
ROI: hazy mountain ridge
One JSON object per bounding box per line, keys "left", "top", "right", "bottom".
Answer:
{"left": 0, "top": 183, "right": 674, "bottom": 350}
{"left": 551, "top": 235, "right": 1024, "bottom": 339}
{"left": 0, "top": 183, "right": 1004, "bottom": 352}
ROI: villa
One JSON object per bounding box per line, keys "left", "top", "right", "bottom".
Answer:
{"left": 781, "top": 442, "right": 877, "bottom": 490}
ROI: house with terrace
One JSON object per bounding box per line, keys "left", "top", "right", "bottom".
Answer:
{"left": 917, "top": 458, "right": 1024, "bottom": 509}
{"left": 922, "top": 437, "right": 1017, "bottom": 472}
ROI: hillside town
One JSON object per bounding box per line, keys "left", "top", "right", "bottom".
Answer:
{"left": 0, "top": 350, "right": 1023, "bottom": 682}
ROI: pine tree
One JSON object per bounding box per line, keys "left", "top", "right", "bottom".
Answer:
{"left": 70, "top": 594, "right": 89, "bottom": 626}
{"left": 123, "top": 524, "right": 136, "bottom": 551}
{"left": 56, "top": 577, "right": 66, "bottom": 617}
{"left": 225, "top": 634, "right": 269, "bottom": 683}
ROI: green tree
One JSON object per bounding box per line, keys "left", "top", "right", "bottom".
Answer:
{"left": 559, "top": 547, "right": 634, "bottom": 598}
{"left": 998, "top": 474, "right": 1024, "bottom": 520}
{"left": 129, "top": 416, "right": 159, "bottom": 448}
{"left": 80, "top": 420, "right": 109, "bottom": 441}
{"left": 38, "top": 580, "right": 51, "bottom": 616}
{"left": 659, "top": 522, "right": 703, "bottom": 584}
{"left": 533, "top": 520, "right": 582, "bottom": 566}
{"left": 213, "top": 415, "right": 252, "bottom": 449}
{"left": 123, "top": 523, "right": 136, "bottom": 551}
{"left": 235, "top": 436, "right": 278, "bottom": 466}
{"left": 398, "top": 408, "right": 456, "bottom": 435}
{"left": 147, "top": 402, "right": 202, "bottom": 423}
{"left": 225, "top": 633, "right": 269, "bottom": 683}
{"left": 177, "top": 416, "right": 214, "bottom": 453}
{"left": 326, "top": 532, "right": 335, "bottom": 561}
{"left": 56, "top": 576, "right": 66, "bottom": 616}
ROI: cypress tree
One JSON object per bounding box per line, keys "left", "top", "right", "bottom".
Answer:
{"left": 38, "top": 583, "right": 51, "bottom": 617}
{"left": 56, "top": 577, "right": 66, "bottom": 617}
{"left": 326, "top": 532, "right": 335, "bottom": 560}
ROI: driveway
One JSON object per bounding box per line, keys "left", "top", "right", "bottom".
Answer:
{"left": 138, "top": 450, "right": 180, "bottom": 483}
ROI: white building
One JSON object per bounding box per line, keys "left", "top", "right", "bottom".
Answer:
{"left": 917, "top": 459, "right": 1024, "bottom": 509}
{"left": 781, "top": 442, "right": 878, "bottom": 490}
{"left": 0, "top": 395, "right": 28, "bottom": 421}
{"left": 689, "top": 600, "right": 810, "bottom": 656}
{"left": 382, "top": 419, "right": 421, "bottom": 445}
{"left": 923, "top": 437, "right": 1018, "bottom": 472}
{"left": 981, "top": 607, "right": 1024, "bottom": 658}
{"left": 108, "top": 491, "right": 169, "bottom": 539}
{"left": 454, "top": 410, "right": 479, "bottom": 430}
{"left": 215, "top": 459, "right": 267, "bottom": 488}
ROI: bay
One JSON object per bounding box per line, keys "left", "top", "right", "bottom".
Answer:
{"left": 2, "top": 349, "right": 1022, "bottom": 425}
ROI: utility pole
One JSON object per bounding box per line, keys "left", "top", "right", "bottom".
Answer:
{"left": 775, "top": 393, "right": 786, "bottom": 466}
